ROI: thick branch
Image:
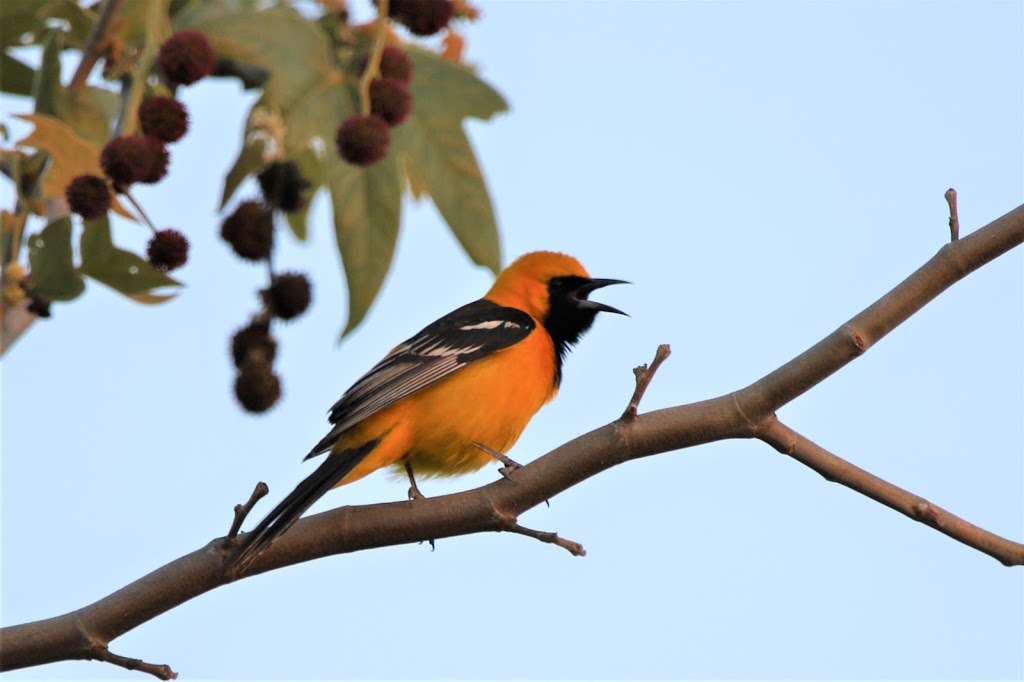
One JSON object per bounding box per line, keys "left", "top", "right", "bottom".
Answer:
{"left": 733, "top": 202, "right": 1024, "bottom": 419}
{"left": 2, "top": 202, "right": 1023, "bottom": 675}
{"left": 758, "top": 418, "right": 1024, "bottom": 566}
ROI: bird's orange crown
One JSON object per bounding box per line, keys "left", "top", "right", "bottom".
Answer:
{"left": 485, "top": 251, "right": 590, "bottom": 320}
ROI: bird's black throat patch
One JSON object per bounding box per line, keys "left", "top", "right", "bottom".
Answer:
{"left": 542, "top": 276, "right": 599, "bottom": 386}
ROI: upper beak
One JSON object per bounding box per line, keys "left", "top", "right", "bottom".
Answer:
{"left": 573, "top": 278, "right": 629, "bottom": 316}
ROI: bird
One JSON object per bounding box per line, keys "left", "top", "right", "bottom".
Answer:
{"left": 231, "top": 251, "right": 626, "bottom": 569}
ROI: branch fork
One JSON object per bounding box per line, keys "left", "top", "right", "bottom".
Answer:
{"left": 4, "top": 200, "right": 1024, "bottom": 676}
{"left": 227, "top": 481, "right": 269, "bottom": 540}
{"left": 621, "top": 344, "right": 671, "bottom": 420}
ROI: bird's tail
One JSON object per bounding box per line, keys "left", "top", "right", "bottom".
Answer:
{"left": 231, "top": 439, "right": 379, "bottom": 572}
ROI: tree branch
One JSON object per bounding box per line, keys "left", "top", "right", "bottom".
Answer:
{"left": 2, "top": 201, "right": 1023, "bottom": 676}
{"left": 758, "top": 418, "right": 1024, "bottom": 566}
{"left": 69, "top": 0, "right": 124, "bottom": 92}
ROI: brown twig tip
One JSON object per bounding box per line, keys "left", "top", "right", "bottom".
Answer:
{"left": 494, "top": 511, "right": 586, "bottom": 556}
{"left": 621, "top": 344, "right": 672, "bottom": 420}
{"left": 945, "top": 187, "right": 960, "bottom": 241}
{"left": 228, "top": 481, "right": 269, "bottom": 539}
{"left": 90, "top": 646, "right": 177, "bottom": 680}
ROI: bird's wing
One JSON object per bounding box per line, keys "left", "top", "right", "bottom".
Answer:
{"left": 305, "top": 299, "right": 536, "bottom": 459}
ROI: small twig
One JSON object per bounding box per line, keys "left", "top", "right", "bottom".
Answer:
{"left": 473, "top": 441, "right": 522, "bottom": 479}
{"left": 759, "top": 418, "right": 1024, "bottom": 567}
{"left": 121, "top": 191, "right": 157, "bottom": 232}
{"left": 621, "top": 344, "right": 672, "bottom": 420}
{"left": 945, "top": 188, "right": 960, "bottom": 241}
{"left": 494, "top": 511, "right": 585, "bottom": 556}
{"left": 358, "top": 0, "right": 390, "bottom": 116}
{"left": 88, "top": 645, "right": 177, "bottom": 680}
{"left": 69, "top": 0, "right": 125, "bottom": 92}
{"left": 228, "top": 482, "right": 269, "bottom": 539}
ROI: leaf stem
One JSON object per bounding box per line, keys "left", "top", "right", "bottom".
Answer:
{"left": 358, "top": 0, "right": 390, "bottom": 117}
{"left": 69, "top": 0, "right": 124, "bottom": 92}
{"left": 122, "top": 191, "right": 158, "bottom": 233}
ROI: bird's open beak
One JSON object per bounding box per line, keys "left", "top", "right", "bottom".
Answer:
{"left": 573, "top": 278, "right": 629, "bottom": 316}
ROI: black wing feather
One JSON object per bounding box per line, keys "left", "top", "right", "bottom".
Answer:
{"left": 305, "top": 299, "right": 535, "bottom": 459}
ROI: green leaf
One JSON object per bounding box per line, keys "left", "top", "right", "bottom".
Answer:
{"left": 177, "top": 4, "right": 335, "bottom": 110}
{"left": 33, "top": 29, "right": 61, "bottom": 116}
{"left": 281, "top": 147, "right": 325, "bottom": 242}
{"left": 27, "top": 216, "right": 84, "bottom": 301}
{"left": 1, "top": 52, "right": 35, "bottom": 96}
{"left": 395, "top": 116, "right": 501, "bottom": 273}
{"left": 79, "top": 217, "right": 180, "bottom": 302}
{"left": 56, "top": 86, "right": 117, "bottom": 145}
{"left": 39, "top": 0, "right": 96, "bottom": 48}
{"left": 282, "top": 78, "right": 353, "bottom": 165}
{"left": 221, "top": 137, "right": 265, "bottom": 209}
{"left": 329, "top": 154, "right": 402, "bottom": 336}
{"left": 285, "top": 205, "right": 309, "bottom": 241}
{"left": 391, "top": 50, "right": 508, "bottom": 273}
{"left": 406, "top": 47, "right": 509, "bottom": 121}
{"left": 0, "top": 0, "right": 44, "bottom": 48}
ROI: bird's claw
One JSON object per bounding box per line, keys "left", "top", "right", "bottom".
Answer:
{"left": 498, "top": 461, "right": 521, "bottom": 480}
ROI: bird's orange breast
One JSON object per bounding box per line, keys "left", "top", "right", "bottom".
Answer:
{"left": 334, "top": 324, "right": 558, "bottom": 485}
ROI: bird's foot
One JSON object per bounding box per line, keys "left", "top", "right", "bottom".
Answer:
{"left": 404, "top": 460, "right": 426, "bottom": 501}
{"left": 473, "top": 441, "right": 522, "bottom": 479}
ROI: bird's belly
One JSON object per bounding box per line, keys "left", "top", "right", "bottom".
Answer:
{"left": 401, "top": 335, "right": 557, "bottom": 477}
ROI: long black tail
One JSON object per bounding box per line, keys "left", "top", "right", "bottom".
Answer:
{"left": 231, "top": 440, "right": 378, "bottom": 572}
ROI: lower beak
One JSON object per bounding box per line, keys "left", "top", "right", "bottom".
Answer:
{"left": 575, "top": 278, "right": 629, "bottom": 316}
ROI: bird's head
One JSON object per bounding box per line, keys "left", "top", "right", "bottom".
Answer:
{"left": 486, "top": 251, "right": 627, "bottom": 355}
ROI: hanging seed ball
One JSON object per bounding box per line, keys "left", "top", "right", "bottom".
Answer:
{"left": 231, "top": 319, "right": 277, "bottom": 368}
{"left": 389, "top": 0, "right": 454, "bottom": 36}
{"left": 221, "top": 201, "right": 274, "bottom": 261}
{"left": 370, "top": 78, "right": 413, "bottom": 127}
{"left": 262, "top": 272, "right": 311, "bottom": 320}
{"left": 100, "top": 136, "right": 155, "bottom": 186}
{"left": 234, "top": 362, "right": 282, "bottom": 413}
{"left": 147, "top": 229, "right": 189, "bottom": 271}
{"left": 379, "top": 46, "right": 413, "bottom": 84}
{"left": 138, "top": 96, "right": 189, "bottom": 143}
{"left": 158, "top": 30, "right": 216, "bottom": 85}
{"left": 65, "top": 175, "right": 111, "bottom": 219}
{"left": 257, "top": 161, "right": 309, "bottom": 213}
{"left": 336, "top": 115, "right": 390, "bottom": 166}
{"left": 137, "top": 136, "right": 170, "bottom": 184}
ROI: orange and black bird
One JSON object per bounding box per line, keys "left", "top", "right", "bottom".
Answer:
{"left": 232, "top": 251, "right": 626, "bottom": 568}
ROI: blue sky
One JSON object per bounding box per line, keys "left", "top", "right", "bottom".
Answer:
{"left": 2, "top": 1, "right": 1022, "bottom": 679}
